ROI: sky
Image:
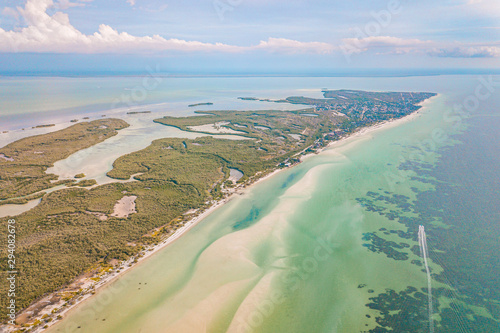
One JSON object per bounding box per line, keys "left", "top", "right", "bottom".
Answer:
{"left": 0, "top": 0, "right": 499, "bottom": 75}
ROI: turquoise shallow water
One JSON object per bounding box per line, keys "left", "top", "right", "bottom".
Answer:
{"left": 5, "top": 75, "right": 499, "bottom": 332}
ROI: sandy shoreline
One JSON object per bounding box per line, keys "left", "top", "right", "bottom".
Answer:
{"left": 4, "top": 94, "right": 439, "bottom": 332}
{"left": 11, "top": 166, "right": 288, "bottom": 333}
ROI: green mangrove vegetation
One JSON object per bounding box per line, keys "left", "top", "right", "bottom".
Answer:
{"left": 0, "top": 119, "right": 129, "bottom": 203}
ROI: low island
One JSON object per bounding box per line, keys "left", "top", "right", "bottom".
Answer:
{"left": 126, "top": 111, "right": 151, "bottom": 115}
{"left": 188, "top": 102, "right": 214, "bottom": 107}
{"left": 0, "top": 90, "right": 436, "bottom": 329}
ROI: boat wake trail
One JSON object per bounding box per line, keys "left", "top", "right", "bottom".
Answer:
{"left": 418, "top": 225, "right": 434, "bottom": 333}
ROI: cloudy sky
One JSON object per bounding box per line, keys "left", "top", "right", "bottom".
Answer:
{"left": 0, "top": 0, "right": 498, "bottom": 74}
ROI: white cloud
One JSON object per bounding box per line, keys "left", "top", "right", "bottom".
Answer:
{"left": 7, "top": 0, "right": 493, "bottom": 59}
{"left": 340, "top": 36, "right": 432, "bottom": 54}
{"left": 256, "top": 37, "right": 336, "bottom": 54}
{"left": 340, "top": 35, "right": 500, "bottom": 58}
{"left": 0, "top": 0, "right": 335, "bottom": 54}
{"left": 126, "top": 0, "right": 136, "bottom": 6}
{"left": 429, "top": 46, "right": 500, "bottom": 58}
